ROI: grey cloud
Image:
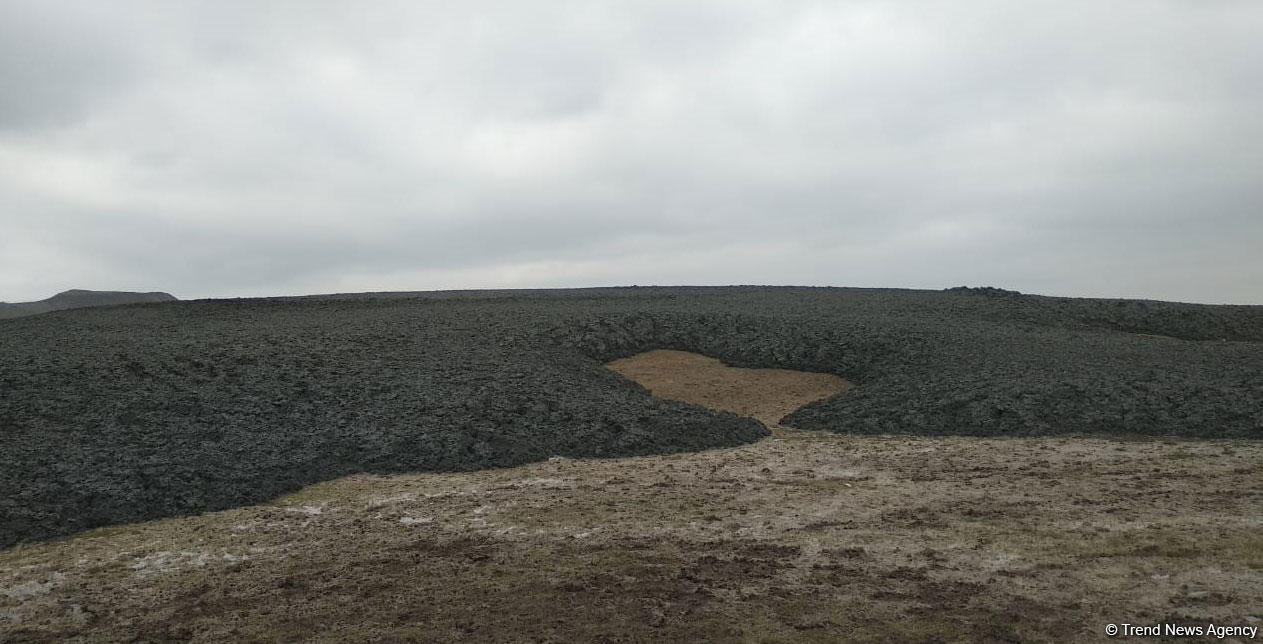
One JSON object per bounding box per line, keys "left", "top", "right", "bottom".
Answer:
{"left": 0, "top": 3, "right": 143, "bottom": 129}
{"left": 1, "top": 1, "right": 1260, "bottom": 303}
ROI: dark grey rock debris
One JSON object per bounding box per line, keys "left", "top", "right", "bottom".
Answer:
{"left": 0, "top": 286, "right": 1260, "bottom": 548}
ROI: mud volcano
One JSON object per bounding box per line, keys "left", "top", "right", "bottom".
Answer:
{"left": 1, "top": 286, "right": 1261, "bottom": 548}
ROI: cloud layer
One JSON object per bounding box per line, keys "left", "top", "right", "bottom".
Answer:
{"left": 3, "top": 1, "right": 1260, "bottom": 303}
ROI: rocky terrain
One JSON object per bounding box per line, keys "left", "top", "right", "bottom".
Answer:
{"left": 0, "top": 290, "right": 177, "bottom": 320}
{"left": 1, "top": 286, "right": 1261, "bottom": 549}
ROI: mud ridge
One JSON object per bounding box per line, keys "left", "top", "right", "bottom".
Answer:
{"left": 1, "top": 286, "right": 1260, "bottom": 548}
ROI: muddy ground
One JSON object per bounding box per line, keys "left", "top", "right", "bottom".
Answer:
{"left": 1, "top": 350, "right": 1259, "bottom": 642}
{"left": 2, "top": 287, "right": 1261, "bottom": 547}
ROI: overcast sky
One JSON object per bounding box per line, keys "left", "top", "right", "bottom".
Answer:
{"left": 2, "top": 1, "right": 1260, "bottom": 304}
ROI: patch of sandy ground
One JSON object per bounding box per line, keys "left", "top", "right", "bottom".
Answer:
{"left": 1, "top": 351, "right": 1260, "bottom": 642}
{"left": 605, "top": 350, "right": 853, "bottom": 432}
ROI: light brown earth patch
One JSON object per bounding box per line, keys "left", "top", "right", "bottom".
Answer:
{"left": 606, "top": 349, "right": 852, "bottom": 431}
{"left": 2, "top": 351, "right": 1261, "bottom": 642}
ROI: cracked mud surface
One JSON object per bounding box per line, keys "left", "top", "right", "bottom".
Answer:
{"left": 2, "top": 350, "right": 1259, "bottom": 643}
{"left": 3, "top": 286, "right": 1261, "bottom": 548}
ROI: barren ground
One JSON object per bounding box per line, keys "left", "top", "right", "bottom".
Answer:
{"left": 1, "top": 350, "right": 1260, "bottom": 642}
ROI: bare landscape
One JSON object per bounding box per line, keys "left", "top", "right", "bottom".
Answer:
{"left": 2, "top": 347, "right": 1260, "bottom": 642}
{"left": 2, "top": 287, "right": 1261, "bottom": 642}
{"left": 5, "top": 1, "right": 1262, "bottom": 641}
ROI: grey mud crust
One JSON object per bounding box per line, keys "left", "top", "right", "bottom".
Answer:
{"left": 2, "top": 286, "right": 1261, "bottom": 548}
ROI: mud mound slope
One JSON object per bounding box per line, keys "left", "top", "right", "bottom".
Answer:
{"left": 1, "top": 286, "right": 1261, "bottom": 548}
{"left": 0, "top": 289, "right": 177, "bottom": 319}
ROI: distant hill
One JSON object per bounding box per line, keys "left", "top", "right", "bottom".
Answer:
{"left": 0, "top": 289, "right": 178, "bottom": 319}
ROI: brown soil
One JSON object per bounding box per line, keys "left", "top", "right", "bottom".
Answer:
{"left": 606, "top": 349, "right": 852, "bottom": 431}
{"left": 2, "top": 351, "right": 1260, "bottom": 643}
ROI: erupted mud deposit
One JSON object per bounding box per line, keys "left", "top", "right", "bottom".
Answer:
{"left": 2, "top": 286, "right": 1262, "bottom": 547}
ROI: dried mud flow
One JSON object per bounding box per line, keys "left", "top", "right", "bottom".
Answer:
{"left": 0, "top": 350, "right": 1259, "bottom": 642}
{"left": 1, "top": 286, "right": 1262, "bottom": 548}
